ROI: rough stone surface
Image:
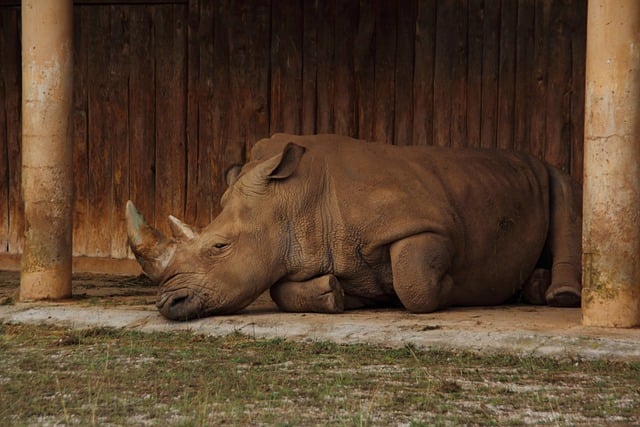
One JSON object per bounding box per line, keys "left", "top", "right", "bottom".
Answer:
{"left": 1, "top": 271, "right": 638, "bottom": 361}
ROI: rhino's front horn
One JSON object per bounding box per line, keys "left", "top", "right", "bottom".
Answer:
{"left": 126, "top": 200, "right": 176, "bottom": 283}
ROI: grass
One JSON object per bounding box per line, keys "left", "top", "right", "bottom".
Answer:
{"left": 0, "top": 322, "right": 639, "bottom": 426}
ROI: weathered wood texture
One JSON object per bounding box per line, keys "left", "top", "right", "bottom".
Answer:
{"left": 0, "top": 5, "right": 22, "bottom": 256}
{"left": 0, "top": 0, "right": 587, "bottom": 260}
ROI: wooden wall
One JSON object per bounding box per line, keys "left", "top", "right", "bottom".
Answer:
{"left": 0, "top": 0, "right": 587, "bottom": 261}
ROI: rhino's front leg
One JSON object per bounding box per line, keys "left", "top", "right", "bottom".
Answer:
{"left": 390, "top": 233, "right": 455, "bottom": 313}
{"left": 270, "top": 275, "right": 345, "bottom": 313}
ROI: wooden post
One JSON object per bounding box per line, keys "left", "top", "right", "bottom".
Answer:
{"left": 20, "top": 0, "right": 74, "bottom": 300}
{"left": 582, "top": 0, "right": 640, "bottom": 327}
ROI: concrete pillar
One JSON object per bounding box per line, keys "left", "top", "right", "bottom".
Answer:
{"left": 582, "top": 0, "right": 640, "bottom": 327}
{"left": 20, "top": 0, "right": 74, "bottom": 300}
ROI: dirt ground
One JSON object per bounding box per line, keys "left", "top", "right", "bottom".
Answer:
{"left": 1, "top": 270, "right": 639, "bottom": 361}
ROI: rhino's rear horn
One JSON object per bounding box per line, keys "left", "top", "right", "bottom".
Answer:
{"left": 126, "top": 200, "right": 176, "bottom": 283}
{"left": 168, "top": 215, "right": 198, "bottom": 242}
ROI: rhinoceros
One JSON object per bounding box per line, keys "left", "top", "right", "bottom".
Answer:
{"left": 126, "top": 133, "right": 582, "bottom": 320}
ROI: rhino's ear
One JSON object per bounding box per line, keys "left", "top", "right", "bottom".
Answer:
{"left": 267, "top": 142, "right": 306, "bottom": 180}
{"left": 226, "top": 165, "right": 242, "bottom": 187}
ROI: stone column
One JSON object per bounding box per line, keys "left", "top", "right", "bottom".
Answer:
{"left": 582, "top": 0, "right": 640, "bottom": 327}
{"left": 20, "top": 0, "right": 74, "bottom": 300}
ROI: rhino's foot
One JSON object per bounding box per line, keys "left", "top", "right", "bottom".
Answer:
{"left": 545, "top": 284, "right": 581, "bottom": 307}
{"left": 546, "top": 262, "right": 581, "bottom": 307}
{"left": 270, "top": 275, "right": 345, "bottom": 313}
{"left": 521, "top": 269, "right": 550, "bottom": 305}
{"left": 316, "top": 275, "right": 345, "bottom": 313}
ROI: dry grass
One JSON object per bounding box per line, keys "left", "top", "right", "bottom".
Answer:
{"left": 1, "top": 322, "right": 639, "bottom": 426}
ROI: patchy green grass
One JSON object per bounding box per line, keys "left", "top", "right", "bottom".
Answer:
{"left": 0, "top": 323, "right": 638, "bottom": 426}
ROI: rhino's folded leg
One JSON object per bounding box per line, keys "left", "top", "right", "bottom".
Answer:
{"left": 390, "top": 233, "right": 454, "bottom": 313}
{"left": 270, "top": 275, "right": 345, "bottom": 313}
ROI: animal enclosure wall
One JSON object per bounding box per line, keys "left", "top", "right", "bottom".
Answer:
{"left": 0, "top": 0, "right": 587, "bottom": 262}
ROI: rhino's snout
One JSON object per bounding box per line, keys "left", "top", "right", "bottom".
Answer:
{"left": 156, "top": 289, "right": 203, "bottom": 321}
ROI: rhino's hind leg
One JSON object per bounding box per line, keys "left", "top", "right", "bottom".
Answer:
{"left": 390, "top": 233, "right": 454, "bottom": 313}
{"left": 546, "top": 263, "right": 581, "bottom": 307}
{"left": 270, "top": 275, "right": 345, "bottom": 313}
{"left": 545, "top": 166, "right": 582, "bottom": 307}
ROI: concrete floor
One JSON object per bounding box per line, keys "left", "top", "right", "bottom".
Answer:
{"left": 1, "top": 271, "right": 639, "bottom": 361}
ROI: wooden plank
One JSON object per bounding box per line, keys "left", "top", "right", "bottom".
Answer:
{"left": 372, "top": 0, "right": 397, "bottom": 144}
{"left": 301, "top": 0, "right": 320, "bottom": 135}
{"left": 0, "top": 8, "right": 9, "bottom": 253}
{"left": 224, "top": 1, "right": 268, "bottom": 182}
{"left": 1, "top": 1, "right": 188, "bottom": 7}
{"left": 249, "top": 0, "right": 271, "bottom": 147}
{"left": 221, "top": 0, "right": 244, "bottom": 195}
{"left": 433, "top": 0, "right": 455, "bottom": 147}
{"left": 270, "top": 0, "right": 302, "bottom": 134}
{"left": 72, "top": 6, "right": 89, "bottom": 256}
{"left": 184, "top": 0, "right": 200, "bottom": 226}
{"left": 77, "top": 0, "right": 187, "bottom": 4}
{"left": 449, "top": 0, "right": 468, "bottom": 148}
{"left": 466, "top": 0, "right": 484, "bottom": 147}
{"left": 154, "top": 4, "right": 187, "bottom": 231}
{"left": 393, "top": 0, "right": 416, "bottom": 146}
{"left": 109, "top": 4, "right": 132, "bottom": 258}
{"left": 479, "top": 0, "right": 500, "bottom": 148}
{"left": 544, "top": 0, "right": 573, "bottom": 172}
{"left": 128, "top": 5, "right": 157, "bottom": 228}
{"left": 496, "top": 0, "right": 518, "bottom": 150}
{"left": 208, "top": 0, "right": 232, "bottom": 220}
{"left": 2, "top": 7, "right": 22, "bottom": 254}
{"left": 333, "top": 0, "right": 358, "bottom": 137}
{"left": 569, "top": 0, "right": 587, "bottom": 181}
{"left": 87, "top": 7, "right": 113, "bottom": 257}
{"left": 513, "top": 0, "right": 535, "bottom": 154}
{"left": 190, "top": 0, "right": 215, "bottom": 227}
{"left": 412, "top": 0, "right": 436, "bottom": 146}
{"left": 354, "top": 0, "right": 376, "bottom": 141}
{"left": 0, "top": 100, "right": 5, "bottom": 253}
{"left": 0, "top": 8, "right": 8, "bottom": 252}
{"left": 228, "top": 0, "right": 270, "bottom": 154}
{"left": 316, "top": 0, "right": 336, "bottom": 134}
{"left": 220, "top": 2, "right": 244, "bottom": 184}
{"left": 529, "top": 0, "right": 550, "bottom": 160}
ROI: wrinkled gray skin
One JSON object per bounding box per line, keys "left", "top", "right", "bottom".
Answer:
{"left": 126, "top": 134, "right": 582, "bottom": 321}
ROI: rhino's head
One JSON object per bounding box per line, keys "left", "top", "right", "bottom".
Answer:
{"left": 126, "top": 143, "right": 306, "bottom": 320}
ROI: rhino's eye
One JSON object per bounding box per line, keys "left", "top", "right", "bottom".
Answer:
{"left": 203, "top": 242, "right": 229, "bottom": 258}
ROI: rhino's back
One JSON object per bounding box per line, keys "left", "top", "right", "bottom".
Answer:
{"left": 255, "top": 134, "right": 551, "bottom": 305}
